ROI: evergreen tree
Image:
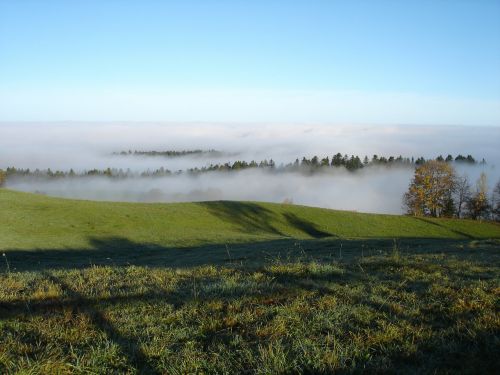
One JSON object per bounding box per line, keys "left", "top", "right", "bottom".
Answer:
{"left": 331, "top": 153, "right": 343, "bottom": 167}
{"left": 320, "top": 157, "right": 330, "bottom": 167}
{"left": 415, "top": 157, "right": 426, "bottom": 165}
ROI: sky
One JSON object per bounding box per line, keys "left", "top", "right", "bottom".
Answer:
{"left": 1, "top": 0, "right": 500, "bottom": 124}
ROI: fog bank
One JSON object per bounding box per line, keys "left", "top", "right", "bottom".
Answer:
{"left": 1, "top": 122, "right": 499, "bottom": 171}
{"left": 6, "top": 168, "right": 416, "bottom": 214}
{"left": 1, "top": 123, "right": 499, "bottom": 214}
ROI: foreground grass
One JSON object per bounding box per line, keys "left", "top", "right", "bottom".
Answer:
{"left": 1, "top": 189, "right": 499, "bottom": 373}
{"left": 1, "top": 240, "right": 499, "bottom": 374}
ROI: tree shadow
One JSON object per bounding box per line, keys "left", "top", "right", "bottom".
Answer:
{"left": 414, "top": 217, "right": 475, "bottom": 239}
{"left": 198, "top": 201, "right": 284, "bottom": 236}
{"left": 282, "top": 212, "right": 332, "bottom": 238}
{"left": 1, "top": 236, "right": 491, "bottom": 273}
{"left": 2, "top": 243, "right": 498, "bottom": 373}
{"left": 198, "top": 201, "right": 340, "bottom": 239}
{"left": 43, "top": 272, "right": 158, "bottom": 374}
{"left": 1, "top": 236, "right": 499, "bottom": 373}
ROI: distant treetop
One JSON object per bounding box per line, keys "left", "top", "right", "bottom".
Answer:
{"left": 112, "top": 149, "right": 222, "bottom": 157}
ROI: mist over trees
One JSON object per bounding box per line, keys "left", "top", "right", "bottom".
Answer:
{"left": 2, "top": 150, "right": 498, "bottom": 220}
{"left": 112, "top": 149, "right": 222, "bottom": 157}
{"left": 0, "top": 152, "right": 484, "bottom": 181}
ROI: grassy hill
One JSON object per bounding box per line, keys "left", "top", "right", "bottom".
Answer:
{"left": 1, "top": 188, "right": 499, "bottom": 373}
{"left": 1, "top": 188, "right": 499, "bottom": 251}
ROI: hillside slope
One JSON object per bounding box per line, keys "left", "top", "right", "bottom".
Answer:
{"left": 1, "top": 188, "right": 499, "bottom": 252}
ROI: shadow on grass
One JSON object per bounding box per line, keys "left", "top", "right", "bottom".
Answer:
{"left": 283, "top": 212, "right": 332, "bottom": 238}
{"left": 1, "top": 237, "right": 499, "bottom": 374}
{"left": 0, "top": 236, "right": 486, "bottom": 272}
{"left": 43, "top": 272, "right": 157, "bottom": 374}
{"left": 198, "top": 201, "right": 338, "bottom": 239}
{"left": 198, "top": 201, "right": 285, "bottom": 236}
{"left": 414, "top": 217, "right": 475, "bottom": 239}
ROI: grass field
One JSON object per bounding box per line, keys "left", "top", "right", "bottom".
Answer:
{"left": 1, "top": 188, "right": 499, "bottom": 373}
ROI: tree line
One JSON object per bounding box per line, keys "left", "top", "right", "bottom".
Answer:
{"left": 2, "top": 155, "right": 498, "bottom": 221}
{"left": 0, "top": 152, "right": 484, "bottom": 183}
{"left": 403, "top": 160, "right": 500, "bottom": 221}
{"left": 112, "top": 149, "right": 222, "bottom": 157}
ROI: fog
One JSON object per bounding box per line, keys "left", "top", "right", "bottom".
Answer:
{"left": 1, "top": 122, "right": 499, "bottom": 214}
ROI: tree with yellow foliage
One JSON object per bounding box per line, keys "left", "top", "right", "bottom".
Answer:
{"left": 403, "top": 160, "right": 456, "bottom": 217}
{"left": 0, "top": 169, "right": 5, "bottom": 187}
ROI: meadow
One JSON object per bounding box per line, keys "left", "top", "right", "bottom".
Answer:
{"left": 1, "top": 188, "right": 499, "bottom": 373}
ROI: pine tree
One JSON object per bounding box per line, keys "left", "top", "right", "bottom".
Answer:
{"left": 331, "top": 153, "right": 343, "bottom": 167}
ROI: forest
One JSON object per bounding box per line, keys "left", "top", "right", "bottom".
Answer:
{"left": 112, "top": 149, "right": 222, "bottom": 157}
{"left": 0, "top": 152, "right": 482, "bottom": 180}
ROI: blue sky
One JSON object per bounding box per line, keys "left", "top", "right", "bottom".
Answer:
{"left": 1, "top": 0, "right": 499, "bottom": 124}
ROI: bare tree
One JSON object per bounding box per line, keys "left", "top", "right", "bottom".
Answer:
{"left": 492, "top": 179, "right": 500, "bottom": 221}
{"left": 454, "top": 174, "right": 471, "bottom": 218}
{"left": 467, "top": 172, "right": 490, "bottom": 220}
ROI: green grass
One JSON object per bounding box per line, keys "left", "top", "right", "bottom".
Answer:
{"left": 1, "top": 188, "right": 499, "bottom": 252}
{"left": 1, "top": 188, "right": 499, "bottom": 373}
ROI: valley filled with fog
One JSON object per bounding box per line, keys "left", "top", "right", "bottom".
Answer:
{"left": 1, "top": 122, "right": 499, "bottom": 214}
